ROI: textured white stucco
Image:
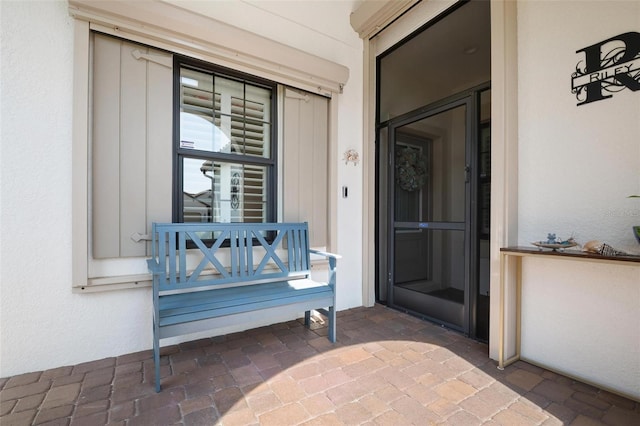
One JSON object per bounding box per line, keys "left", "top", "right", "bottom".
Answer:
{"left": 0, "top": 1, "right": 158, "bottom": 377}
{"left": 516, "top": 0, "right": 640, "bottom": 400}
{"left": 0, "top": 0, "right": 363, "bottom": 377}
{"left": 518, "top": 0, "right": 640, "bottom": 253}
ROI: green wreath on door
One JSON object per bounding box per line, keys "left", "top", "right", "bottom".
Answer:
{"left": 395, "top": 147, "right": 427, "bottom": 192}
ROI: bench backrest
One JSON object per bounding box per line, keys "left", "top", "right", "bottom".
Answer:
{"left": 149, "top": 222, "right": 311, "bottom": 292}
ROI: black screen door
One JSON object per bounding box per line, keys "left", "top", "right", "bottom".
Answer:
{"left": 388, "top": 97, "right": 472, "bottom": 332}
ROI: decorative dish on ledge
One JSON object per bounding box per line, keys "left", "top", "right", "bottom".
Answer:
{"left": 532, "top": 233, "right": 577, "bottom": 251}
{"left": 532, "top": 241, "right": 578, "bottom": 251}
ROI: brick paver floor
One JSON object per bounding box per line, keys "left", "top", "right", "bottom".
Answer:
{"left": 1, "top": 304, "right": 639, "bottom": 425}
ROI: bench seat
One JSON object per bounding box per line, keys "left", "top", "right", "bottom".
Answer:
{"left": 158, "top": 279, "right": 334, "bottom": 328}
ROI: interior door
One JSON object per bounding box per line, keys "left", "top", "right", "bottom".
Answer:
{"left": 388, "top": 98, "right": 472, "bottom": 332}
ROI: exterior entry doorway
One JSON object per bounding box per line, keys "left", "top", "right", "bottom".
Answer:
{"left": 390, "top": 98, "right": 470, "bottom": 331}
{"left": 374, "top": 0, "right": 491, "bottom": 340}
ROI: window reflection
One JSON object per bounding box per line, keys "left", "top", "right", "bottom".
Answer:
{"left": 182, "top": 158, "right": 267, "bottom": 223}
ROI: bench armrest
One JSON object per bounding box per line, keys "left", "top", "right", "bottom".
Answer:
{"left": 309, "top": 249, "right": 340, "bottom": 291}
{"left": 147, "top": 258, "right": 162, "bottom": 275}
{"left": 309, "top": 249, "right": 342, "bottom": 261}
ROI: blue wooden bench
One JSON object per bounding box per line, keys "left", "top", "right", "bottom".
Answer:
{"left": 147, "top": 222, "right": 340, "bottom": 392}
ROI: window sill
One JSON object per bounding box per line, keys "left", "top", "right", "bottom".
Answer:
{"left": 74, "top": 259, "right": 330, "bottom": 293}
{"left": 73, "top": 274, "right": 152, "bottom": 293}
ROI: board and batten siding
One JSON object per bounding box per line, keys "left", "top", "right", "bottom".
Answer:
{"left": 92, "top": 33, "right": 173, "bottom": 259}
{"left": 283, "top": 88, "right": 329, "bottom": 248}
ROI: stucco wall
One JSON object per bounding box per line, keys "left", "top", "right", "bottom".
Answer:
{"left": 518, "top": 0, "right": 640, "bottom": 250}
{"left": 0, "top": 0, "right": 363, "bottom": 377}
{"left": 517, "top": 0, "right": 640, "bottom": 399}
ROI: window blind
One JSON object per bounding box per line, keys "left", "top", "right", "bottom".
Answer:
{"left": 179, "top": 66, "right": 272, "bottom": 224}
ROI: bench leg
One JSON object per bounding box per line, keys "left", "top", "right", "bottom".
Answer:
{"left": 304, "top": 310, "right": 311, "bottom": 327}
{"left": 153, "top": 325, "right": 161, "bottom": 392}
{"left": 328, "top": 305, "right": 336, "bottom": 343}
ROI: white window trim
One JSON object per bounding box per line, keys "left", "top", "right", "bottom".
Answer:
{"left": 72, "top": 19, "right": 90, "bottom": 290}
{"left": 70, "top": 2, "right": 345, "bottom": 291}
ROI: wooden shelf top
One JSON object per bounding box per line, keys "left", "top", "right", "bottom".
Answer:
{"left": 500, "top": 246, "right": 640, "bottom": 264}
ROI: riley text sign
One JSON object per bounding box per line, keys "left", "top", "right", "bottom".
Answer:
{"left": 572, "top": 31, "right": 640, "bottom": 106}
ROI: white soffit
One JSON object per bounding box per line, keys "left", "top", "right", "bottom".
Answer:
{"left": 350, "top": 0, "right": 420, "bottom": 39}
{"left": 68, "top": 0, "right": 349, "bottom": 96}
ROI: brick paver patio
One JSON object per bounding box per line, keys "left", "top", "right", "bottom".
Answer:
{"left": 1, "top": 305, "right": 639, "bottom": 425}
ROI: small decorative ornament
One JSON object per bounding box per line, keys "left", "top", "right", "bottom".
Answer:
{"left": 395, "top": 147, "right": 427, "bottom": 192}
{"left": 230, "top": 172, "right": 240, "bottom": 210}
{"left": 343, "top": 149, "right": 359, "bottom": 166}
{"left": 532, "top": 233, "right": 577, "bottom": 251}
{"left": 583, "top": 240, "right": 628, "bottom": 256}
